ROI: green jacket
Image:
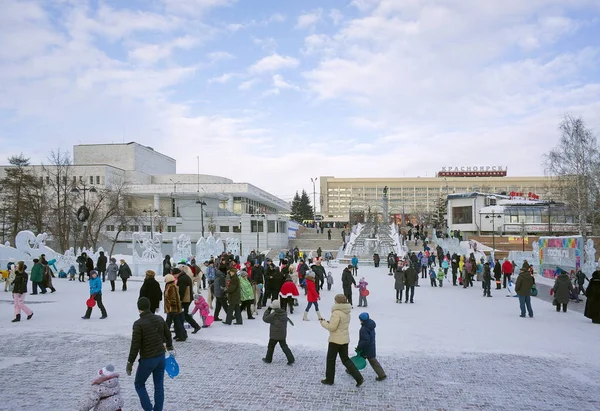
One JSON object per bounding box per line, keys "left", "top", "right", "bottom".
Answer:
{"left": 240, "top": 276, "right": 254, "bottom": 301}
{"left": 30, "top": 263, "right": 44, "bottom": 283}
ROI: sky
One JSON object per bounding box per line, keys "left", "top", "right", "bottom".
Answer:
{"left": 1, "top": 0, "right": 600, "bottom": 204}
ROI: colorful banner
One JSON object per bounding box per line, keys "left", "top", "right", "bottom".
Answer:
{"left": 538, "top": 236, "right": 583, "bottom": 278}
{"left": 508, "top": 236, "right": 528, "bottom": 244}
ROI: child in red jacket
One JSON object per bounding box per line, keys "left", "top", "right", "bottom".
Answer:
{"left": 303, "top": 271, "right": 322, "bottom": 321}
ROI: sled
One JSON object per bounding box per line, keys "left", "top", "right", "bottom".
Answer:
{"left": 165, "top": 353, "right": 179, "bottom": 379}
{"left": 360, "top": 289, "right": 370, "bottom": 297}
{"left": 350, "top": 354, "right": 367, "bottom": 370}
{"left": 205, "top": 315, "right": 214, "bottom": 326}
{"left": 86, "top": 297, "right": 96, "bottom": 308}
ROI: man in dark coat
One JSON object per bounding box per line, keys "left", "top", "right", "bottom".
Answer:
{"left": 312, "top": 260, "right": 326, "bottom": 291}
{"left": 262, "top": 299, "right": 294, "bottom": 364}
{"left": 403, "top": 265, "right": 418, "bottom": 303}
{"left": 213, "top": 267, "right": 228, "bottom": 321}
{"left": 451, "top": 253, "right": 459, "bottom": 286}
{"left": 341, "top": 266, "right": 357, "bottom": 306}
{"left": 173, "top": 268, "right": 201, "bottom": 333}
{"left": 224, "top": 269, "right": 242, "bottom": 325}
{"left": 252, "top": 261, "right": 265, "bottom": 308}
{"left": 77, "top": 252, "right": 88, "bottom": 282}
{"left": 86, "top": 255, "right": 94, "bottom": 280}
{"left": 139, "top": 271, "right": 162, "bottom": 313}
{"left": 118, "top": 260, "right": 132, "bottom": 291}
{"left": 96, "top": 251, "right": 107, "bottom": 282}
{"left": 482, "top": 263, "right": 492, "bottom": 297}
{"left": 553, "top": 270, "right": 573, "bottom": 312}
{"left": 493, "top": 259, "right": 502, "bottom": 289}
{"left": 263, "top": 262, "right": 282, "bottom": 306}
{"left": 584, "top": 270, "right": 600, "bottom": 323}
{"left": 515, "top": 262, "right": 534, "bottom": 318}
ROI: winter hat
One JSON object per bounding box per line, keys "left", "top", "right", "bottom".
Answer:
{"left": 306, "top": 270, "right": 316, "bottom": 279}
{"left": 99, "top": 364, "right": 116, "bottom": 377}
{"left": 110, "top": 257, "right": 116, "bottom": 263}
{"left": 171, "top": 267, "right": 182, "bottom": 275}
{"left": 334, "top": 294, "right": 347, "bottom": 304}
{"left": 137, "top": 297, "right": 151, "bottom": 312}
{"left": 359, "top": 312, "right": 369, "bottom": 322}
{"left": 271, "top": 300, "right": 280, "bottom": 310}
{"left": 164, "top": 274, "right": 175, "bottom": 284}
{"left": 145, "top": 270, "right": 155, "bottom": 277}
{"left": 90, "top": 270, "right": 98, "bottom": 277}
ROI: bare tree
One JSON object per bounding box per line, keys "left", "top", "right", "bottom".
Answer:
{"left": 544, "top": 114, "right": 600, "bottom": 234}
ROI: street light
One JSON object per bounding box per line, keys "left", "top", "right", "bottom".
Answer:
{"left": 169, "top": 179, "right": 180, "bottom": 194}
{"left": 195, "top": 200, "right": 206, "bottom": 238}
{"left": 71, "top": 179, "right": 97, "bottom": 223}
{"left": 251, "top": 214, "right": 266, "bottom": 250}
{"left": 310, "top": 177, "right": 317, "bottom": 221}
{"left": 142, "top": 208, "right": 159, "bottom": 239}
{"left": 485, "top": 210, "right": 502, "bottom": 256}
{"left": 520, "top": 221, "right": 527, "bottom": 252}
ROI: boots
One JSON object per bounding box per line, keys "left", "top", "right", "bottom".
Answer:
{"left": 12, "top": 314, "right": 21, "bottom": 323}
{"left": 316, "top": 311, "right": 323, "bottom": 320}
{"left": 303, "top": 312, "right": 309, "bottom": 321}
{"left": 343, "top": 360, "right": 364, "bottom": 387}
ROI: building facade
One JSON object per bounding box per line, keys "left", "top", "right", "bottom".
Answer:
{"left": 0, "top": 142, "right": 291, "bottom": 256}
{"left": 320, "top": 175, "right": 555, "bottom": 225}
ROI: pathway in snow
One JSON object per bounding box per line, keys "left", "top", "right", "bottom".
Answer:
{"left": 1, "top": 264, "right": 600, "bottom": 410}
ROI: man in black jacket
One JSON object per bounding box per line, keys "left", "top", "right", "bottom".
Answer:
{"left": 127, "top": 297, "right": 174, "bottom": 411}
{"left": 252, "top": 262, "right": 265, "bottom": 308}
{"left": 341, "top": 266, "right": 357, "bottom": 307}
{"left": 403, "top": 266, "right": 418, "bottom": 303}
{"left": 451, "top": 253, "right": 459, "bottom": 286}
{"left": 263, "top": 262, "right": 282, "bottom": 306}
{"left": 312, "top": 260, "right": 326, "bottom": 291}
{"left": 96, "top": 251, "right": 107, "bottom": 282}
{"left": 173, "top": 268, "right": 201, "bottom": 334}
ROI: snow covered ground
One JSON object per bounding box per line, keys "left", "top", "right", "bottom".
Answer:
{"left": 1, "top": 265, "right": 600, "bottom": 410}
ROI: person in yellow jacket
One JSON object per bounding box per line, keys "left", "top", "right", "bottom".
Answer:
{"left": 319, "top": 294, "right": 364, "bottom": 387}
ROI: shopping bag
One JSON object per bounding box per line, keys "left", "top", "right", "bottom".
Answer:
{"left": 205, "top": 315, "right": 214, "bottom": 326}
{"left": 350, "top": 355, "right": 367, "bottom": 370}
{"left": 86, "top": 297, "right": 96, "bottom": 308}
{"left": 165, "top": 353, "right": 179, "bottom": 379}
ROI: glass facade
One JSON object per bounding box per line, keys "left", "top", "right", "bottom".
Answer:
{"left": 452, "top": 206, "right": 473, "bottom": 224}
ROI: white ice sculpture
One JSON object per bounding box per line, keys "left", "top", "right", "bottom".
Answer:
{"left": 173, "top": 234, "right": 192, "bottom": 262}
{"left": 225, "top": 237, "right": 241, "bottom": 257}
{"left": 583, "top": 239, "right": 596, "bottom": 275}
{"left": 196, "top": 237, "right": 208, "bottom": 262}
{"left": 132, "top": 232, "right": 163, "bottom": 263}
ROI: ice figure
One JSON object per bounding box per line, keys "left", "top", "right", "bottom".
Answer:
{"left": 583, "top": 239, "right": 596, "bottom": 275}
{"left": 196, "top": 237, "right": 209, "bottom": 262}
{"left": 173, "top": 234, "right": 191, "bottom": 262}
{"left": 225, "top": 238, "right": 241, "bottom": 257}
{"left": 132, "top": 232, "right": 163, "bottom": 262}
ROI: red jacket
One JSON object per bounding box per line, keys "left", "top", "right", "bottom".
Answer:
{"left": 306, "top": 278, "right": 319, "bottom": 303}
{"left": 502, "top": 260, "right": 513, "bottom": 275}
{"left": 280, "top": 280, "right": 299, "bottom": 298}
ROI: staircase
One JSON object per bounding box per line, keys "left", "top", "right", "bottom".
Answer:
{"left": 286, "top": 227, "right": 344, "bottom": 259}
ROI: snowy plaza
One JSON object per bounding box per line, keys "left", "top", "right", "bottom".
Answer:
{"left": 2, "top": 263, "right": 600, "bottom": 411}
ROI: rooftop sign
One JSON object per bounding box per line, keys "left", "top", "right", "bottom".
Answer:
{"left": 437, "top": 166, "right": 507, "bottom": 177}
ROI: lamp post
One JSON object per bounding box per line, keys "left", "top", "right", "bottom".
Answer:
{"left": 485, "top": 210, "right": 502, "bottom": 254}
{"left": 142, "top": 207, "right": 159, "bottom": 239}
{"left": 195, "top": 200, "right": 206, "bottom": 238}
{"left": 251, "top": 214, "right": 266, "bottom": 250}
{"left": 71, "top": 179, "right": 97, "bottom": 224}
{"left": 169, "top": 179, "right": 180, "bottom": 193}
{"left": 520, "top": 221, "right": 527, "bottom": 252}
{"left": 310, "top": 177, "right": 317, "bottom": 220}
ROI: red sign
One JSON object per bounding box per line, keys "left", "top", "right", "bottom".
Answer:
{"left": 509, "top": 191, "right": 539, "bottom": 200}
{"left": 437, "top": 170, "right": 507, "bottom": 177}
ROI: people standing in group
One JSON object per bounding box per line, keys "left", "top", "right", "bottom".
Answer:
{"left": 279, "top": 274, "right": 299, "bottom": 315}
{"left": 139, "top": 270, "right": 162, "bottom": 314}
{"left": 553, "top": 270, "right": 574, "bottom": 313}
{"left": 11, "top": 261, "right": 34, "bottom": 322}
{"left": 341, "top": 265, "right": 357, "bottom": 307}
{"left": 482, "top": 262, "right": 492, "bottom": 297}
{"left": 441, "top": 257, "right": 449, "bottom": 278}
{"left": 515, "top": 262, "right": 534, "bottom": 318}
{"left": 86, "top": 254, "right": 95, "bottom": 280}
{"left": 319, "top": 294, "right": 364, "bottom": 387}
{"left": 403, "top": 264, "right": 418, "bottom": 303}
{"left": 163, "top": 274, "right": 186, "bottom": 341}
{"left": 394, "top": 266, "right": 405, "bottom": 303}
{"left": 224, "top": 268, "right": 243, "bottom": 325}
{"left": 502, "top": 258, "right": 513, "bottom": 288}
{"left": 303, "top": 271, "right": 322, "bottom": 321}
{"left": 262, "top": 299, "right": 295, "bottom": 365}
{"left": 355, "top": 312, "right": 386, "bottom": 381}
{"left": 584, "top": 270, "right": 600, "bottom": 324}
{"left": 212, "top": 265, "right": 228, "bottom": 321}
{"left": 263, "top": 261, "right": 283, "bottom": 306}
{"left": 118, "top": 259, "right": 132, "bottom": 291}
{"left": 106, "top": 257, "right": 119, "bottom": 292}
{"left": 436, "top": 267, "right": 445, "bottom": 287}
{"left": 96, "top": 251, "right": 107, "bottom": 282}
{"left": 172, "top": 267, "right": 201, "bottom": 334}
{"left": 82, "top": 270, "right": 107, "bottom": 320}
{"left": 127, "top": 296, "right": 174, "bottom": 411}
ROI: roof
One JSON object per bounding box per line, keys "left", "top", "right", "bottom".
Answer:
{"left": 447, "top": 192, "right": 511, "bottom": 200}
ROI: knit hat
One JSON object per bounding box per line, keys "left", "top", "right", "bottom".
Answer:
{"left": 137, "top": 297, "right": 151, "bottom": 312}
{"left": 110, "top": 257, "right": 116, "bottom": 263}
{"left": 171, "top": 267, "right": 182, "bottom": 275}
{"left": 271, "top": 300, "right": 280, "bottom": 310}
{"left": 306, "top": 270, "right": 315, "bottom": 279}
{"left": 359, "top": 312, "right": 369, "bottom": 322}
{"left": 145, "top": 270, "right": 155, "bottom": 277}
{"left": 334, "top": 294, "right": 347, "bottom": 304}
{"left": 98, "top": 364, "right": 116, "bottom": 377}
{"left": 164, "top": 274, "right": 175, "bottom": 284}
{"left": 89, "top": 270, "right": 98, "bottom": 277}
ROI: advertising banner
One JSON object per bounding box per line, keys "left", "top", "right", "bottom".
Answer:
{"left": 538, "top": 236, "right": 583, "bottom": 278}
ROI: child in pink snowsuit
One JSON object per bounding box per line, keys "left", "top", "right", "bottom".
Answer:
{"left": 191, "top": 294, "right": 210, "bottom": 327}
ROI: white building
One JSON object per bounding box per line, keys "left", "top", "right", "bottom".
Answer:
{"left": 0, "top": 142, "right": 292, "bottom": 256}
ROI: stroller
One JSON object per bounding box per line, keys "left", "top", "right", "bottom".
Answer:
{"left": 569, "top": 285, "right": 582, "bottom": 303}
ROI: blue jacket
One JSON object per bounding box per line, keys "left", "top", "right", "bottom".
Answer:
{"left": 206, "top": 266, "right": 216, "bottom": 281}
{"left": 356, "top": 319, "right": 377, "bottom": 358}
{"left": 89, "top": 276, "right": 102, "bottom": 295}
{"left": 351, "top": 257, "right": 358, "bottom": 267}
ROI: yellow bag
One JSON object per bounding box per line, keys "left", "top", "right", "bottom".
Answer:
{"left": 1, "top": 270, "right": 8, "bottom": 279}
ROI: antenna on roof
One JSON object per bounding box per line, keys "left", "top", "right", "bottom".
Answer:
{"left": 197, "top": 156, "right": 200, "bottom": 194}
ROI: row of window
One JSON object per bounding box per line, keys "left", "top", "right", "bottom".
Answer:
{"left": 39, "top": 175, "right": 103, "bottom": 186}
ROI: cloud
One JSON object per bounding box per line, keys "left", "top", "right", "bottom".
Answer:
{"left": 249, "top": 53, "right": 299, "bottom": 73}
{"left": 208, "top": 73, "right": 236, "bottom": 84}
{"left": 296, "top": 9, "right": 323, "bottom": 29}
{"left": 162, "top": 0, "right": 235, "bottom": 16}
{"left": 329, "top": 9, "right": 343, "bottom": 25}
{"left": 238, "top": 79, "right": 258, "bottom": 90}
{"left": 253, "top": 37, "right": 278, "bottom": 51}
{"left": 207, "top": 51, "right": 235, "bottom": 62}
{"left": 128, "top": 36, "right": 199, "bottom": 65}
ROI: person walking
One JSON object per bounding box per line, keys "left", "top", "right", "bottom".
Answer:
{"left": 327, "top": 229, "right": 332, "bottom": 240}
{"left": 162, "top": 255, "right": 172, "bottom": 276}
{"left": 172, "top": 267, "right": 201, "bottom": 334}
{"left": 77, "top": 252, "right": 88, "bottom": 282}
{"left": 224, "top": 268, "right": 243, "bottom": 325}
{"left": 319, "top": 294, "right": 364, "bottom": 387}
{"left": 11, "top": 261, "right": 34, "bottom": 322}
{"left": 97, "top": 251, "right": 107, "bottom": 282}
{"left": 139, "top": 270, "right": 162, "bottom": 314}
{"left": 394, "top": 266, "right": 405, "bottom": 303}
{"left": 30, "top": 259, "right": 46, "bottom": 295}
{"left": 482, "top": 262, "right": 492, "bottom": 297}
{"left": 118, "top": 259, "right": 132, "bottom": 291}
{"left": 584, "top": 270, "right": 600, "bottom": 324}
{"left": 575, "top": 270, "right": 589, "bottom": 295}
{"left": 553, "top": 270, "right": 574, "bottom": 313}
{"left": 82, "top": 270, "right": 107, "bottom": 320}
{"left": 403, "top": 264, "right": 418, "bottom": 303}
{"left": 127, "top": 297, "right": 174, "bottom": 411}
{"left": 502, "top": 258, "right": 513, "bottom": 289}
{"left": 355, "top": 312, "right": 386, "bottom": 381}
{"left": 41, "top": 261, "right": 57, "bottom": 293}
{"left": 262, "top": 299, "right": 295, "bottom": 365}
{"left": 341, "top": 265, "right": 357, "bottom": 307}
{"left": 164, "top": 274, "right": 186, "bottom": 341}
{"left": 106, "top": 257, "right": 119, "bottom": 292}
{"left": 515, "top": 262, "right": 534, "bottom": 318}
{"left": 493, "top": 259, "right": 502, "bottom": 290}
{"left": 213, "top": 266, "right": 228, "bottom": 321}
{"left": 351, "top": 256, "right": 359, "bottom": 276}
{"left": 303, "top": 271, "right": 323, "bottom": 321}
